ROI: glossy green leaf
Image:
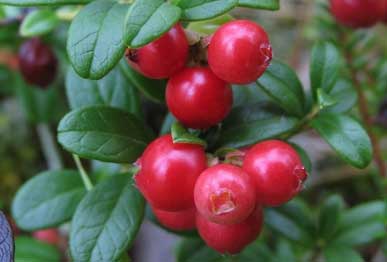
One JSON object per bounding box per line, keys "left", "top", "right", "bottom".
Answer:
{"left": 125, "top": 0, "right": 181, "bottom": 48}
{"left": 322, "top": 79, "right": 357, "bottom": 113}
{"left": 171, "top": 122, "right": 207, "bottom": 147}
{"left": 339, "top": 201, "right": 384, "bottom": 230}
{"left": 333, "top": 222, "right": 385, "bottom": 246}
{"left": 119, "top": 60, "right": 166, "bottom": 104}
{"left": 12, "top": 170, "right": 85, "bottom": 231}
{"left": 177, "top": 0, "right": 237, "bottom": 21}
{"left": 15, "top": 236, "right": 60, "bottom": 262}
{"left": 311, "top": 114, "right": 372, "bottom": 169}
{"left": 66, "top": 65, "right": 142, "bottom": 118}
{"left": 317, "top": 88, "right": 337, "bottom": 109}
{"left": 187, "top": 14, "right": 234, "bottom": 34}
{"left": 310, "top": 42, "right": 341, "bottom": 97}
{"left": 238, "top": 0, "right": 280, "bottom": 10}
{"left": 318, "top": 195, "right": 345, "bottom": 240}
{"left": 70, "top": 174, "right": 145, "bottom": 262}
{"left": 256, "top": 60, "right": 305, "bottom": 117}
{"left": 67, "top": 0, "right": 129, "bottom": 79}
{"left": 218, "top": 103, "right": 299, "bottom": 148}
{"left": 57, "top": 106, "right": 152, "bottom": 163}
{"left": 324, "top": 246, "right": 364, "bottom": 262}
{"left": 0, "top": 0, "right": 90, "bottom": 5}
{"left": 20, "top": 9, "right": 59, "bottom": 37}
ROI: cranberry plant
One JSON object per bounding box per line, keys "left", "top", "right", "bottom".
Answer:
{"left": 0, "top": 0, "right": 385, "bottom": 261}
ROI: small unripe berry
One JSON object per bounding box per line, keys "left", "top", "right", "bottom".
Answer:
{"left": 32, "top": 229, "right": 61, "bottom": 245}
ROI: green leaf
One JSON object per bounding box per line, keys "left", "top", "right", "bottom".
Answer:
{"left": 317, "top": 88, "right": 337, "bottom": 109}
{"left": 177, "top": 0, "right": 237, "bottom": 21}
{"left": 323, "top": 246, "right": 364, "bottom": 262}
{"left": 256, "top": 60, "right": 305, "bottom": 117}
{"left": 0, "top": 211, "right": 13, "bottom": 262}
{"left": 70, "top": 174, "right": 145, "bottom": 262}
{"left": 275, "top": 239, "right": 296, "bottom": 262}
{"left": 15, "top": 236, "right": 60, "bottom": 262}
{"left": 322, "top": 79, "right": 357, "bottom": 113}
{"left": 310, "top": 42, "right": 341, "bottom": 98}
{"left": 20, "top": 9, "right": 59, "bottom": 37}
{"left": 171, "top": 122, "right": 207, "bottom": 147}
{"left": 11, "top": 170, "right": 86, "bottom": 231}
{"left": 119, "top": 60, "right": 166, "bottom": 104}
{"left": 125, "top": 0, "right": 181, "bottom": 48}
{"left": 311, "top": 114, "right": 372, "bottom": 169}
{"left": 339, "top": 201, "right": 384, "bottom": 230}
{"left": 333, "top": 222, "right": 386, "bottom": 246}
{"left": 67, "top": 0, "right": 129, "bottom": 79}
{"left": 0, "top": 0, "right": 90, "bottom": 6}
{"left": 66, "top": 65, "right": 142, "bottom": 118}
{"left": 57, "top": 106, "right": 152, "bottom": 163}
{"left": 187, "top": 14, "right": 234, "bottom": 34}
{"left": 318, "top": 195, "right": 345, "bottom": 240}
{"left": 238, "top": 0, "right": 280, "bottom": 10}
{"left": 218, "top": 103, "right": 299, "bottom": 148}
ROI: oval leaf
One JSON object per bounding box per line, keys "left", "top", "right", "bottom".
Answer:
{"left": 238, "top": 0, "right": 280, "bottom": 10}
{"left": 125, "top": 0, "right": 181, "bottom": 48}
{"left": 256, "top": 60, "right": 305, "bottom": 117}
{"left": 311, "top": 114, "right": 372, "bottom": 169}
{"left": 177, "top": 0, "right": 237, "bottom": 21}
{"left": 20, "top": 9, "right": 59, "bottom": 37}
{"left": 171, "top": 122, "right": 207, "bottom": 147}
{"left": 15, "top": 236, "right": 60, "bottom": 262}
{"left": 67, "top": 0, "right": 129, "bottom": 79}
{"left": 322, "top": 79, "right": 357, "bottom": 113}
{"left": 324, "top": 246, "right": 363, "bottom": 262}
{"left": 11, "top": 170, "right": 86, "bottom": 231}
{"left": 0, "top": 0, "right": 90, "bottom": 5}
{"left": 0, "top": 212, "right": 13, "bottom": 262}
{"left": 70, "top": 174, "right": 145, "bottom": 262}
{"left": 57, "top": 106, "right": 152, "bottom": 163}
{"left": 66, "top": 65, "right": 141, "bottom": 118}
{"left": 318, "top": 195, "right": 345, "bottom": 240}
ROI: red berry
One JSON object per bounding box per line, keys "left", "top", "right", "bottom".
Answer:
{"left": 166, "top": 67, "right": 233, "bottom": 129}
{"left": 208, "top": 20, "right": 272, "bottom": 84}
{"left": 32, "top": 229, "right": 61, "bottom": 245}
{"left": 153, "top": 207, "right": 196, "bottom": 231}
{"left": 126, "top": 24, "right": 189, "bottom": 79}
{"left": 243, "top": 140, "right": 307, "bottom": 206}
{"left": 194, "top": 164, "right": 256, "bottom": 225}
{"left": 18, "top": 38, "right": 58, "bottom": 88}
{"left": 135, "top": 134, "right": 207, "bottom": 211}
{"left": 330, "top": 0, "right": 386, "bottom": 28}
{"left": 196, "top": 206, "right": 263, "bottom": 254}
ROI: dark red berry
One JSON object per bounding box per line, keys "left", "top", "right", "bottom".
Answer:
{"left": 126, "top": 24, "right": 189, "bottom": 79}
{"left": 196, "top": 206, "right": 263, "bottom": 254}
{"left": 135, "top": 134, "right": 207, "bottom": 211}
{"left": 194, "top": 164, "right": 256, "bottom": 225}
{"left": 330, "top": 0, "right": 386, "bottom": 28}
{"left": 208, "top": 20, "right": 272, "bottom": 84}
{"left": 18, "top": 38, "right": 58, "bottom": 88}
{"left": 33, "top": 229, "right": 61, "bottom": 245}
{"left": 243, "top": 140, "right": 307, "bottom": 206}
{"left": 166, "top": 67, "right": 233, "bottom": 129}
{"left": 153, "top": 207, "right": 196, "bottom": 231}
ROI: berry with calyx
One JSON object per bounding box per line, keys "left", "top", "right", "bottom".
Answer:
{"left": 208, "top": 20, "right": 272, "bottom": 84}
{"left": 166, "top": 67, "right": 232, "bottom": 129}
{"left": 243, "top": 140, "right": 307, "bottom": 206}
{"left": 18, "top": 38, "right": 58, "bottom": 88}
{"left": 135, "top": 135, "right": 207, "bottom": 211}
{"left": 126, "top": 24, "right": 189, "bottom": 79}
{"left": 194, "top": 164, "right": 256, "bottom": 225}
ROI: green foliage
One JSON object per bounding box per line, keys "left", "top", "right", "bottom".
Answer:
{"left": 15, "top": 236, "right": 60, "bottom": 262}
{"left": 238, "top": 0, "right": 280, "bottom": 10}
{"left": 171, "top": 122, "right": 207, "bottom": 147}
{"left": 0, "top": 0, "right": 90, "bottom": 5}
{"left": 20, "top": 9, "right": 59, "bottom": 37}
{"left": 177, "top": 0, "right": 237, "bottom": 21}
{"left": 70, "top": 174, "right": 145, "bottom": 262}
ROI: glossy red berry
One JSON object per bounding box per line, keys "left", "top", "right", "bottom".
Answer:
{"left": 126, "top": 24, "right": 189, "bottom": 79}
{"left": 18, "top": 38, "right": 58, "bottom": 88}
{"left": 153, "top": 207, "right": 196, "bottom": 231}
{"left": 32, "top": 229, "right": 61, "bottom": 245}
{"left": 330, "top": 0, "right": 386, "bottom": 28}
{"left": 135, "top": 134, "right": 207, "bottom": 211}
{"left": 196, "top": 206, "right": 263, "bottom": 254}
{"left": 208, "top": 20, "right": 272, "bottom": 84}
{"left": 166, "top": 67, "right": 233, "bottom": 129}
{"left": 194, "top": 164, "right": 256, "bottom": 225}
{"left": 243, "top": 140, "right": 307, "bottom": 206}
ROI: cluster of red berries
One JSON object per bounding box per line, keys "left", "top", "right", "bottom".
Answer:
{"left": 135, "top": 135, "right": 307, "bottom": 254}
{"left": 126, "top": 20, "right": 272, "bottom": 129}
{"left": 330, "top": 0, "right": 387, "bottom": 28}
